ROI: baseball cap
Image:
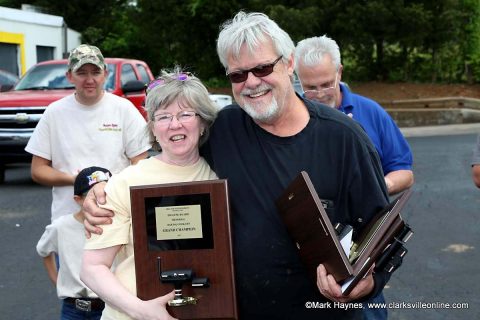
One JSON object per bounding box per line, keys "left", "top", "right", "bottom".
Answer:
{"left": 74, "top": 166, "right": 112, "bottom": 196}
{"left": 68, "top": 44, "right": 106, "bottom": 72}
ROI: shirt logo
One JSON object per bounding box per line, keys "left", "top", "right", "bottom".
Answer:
{"left": 99, "top": 123, "right": 122, "bottom": 132}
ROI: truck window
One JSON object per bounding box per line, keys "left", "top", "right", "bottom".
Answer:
{"left": 136, "top": 64, "right": 150, "bottom": 84}
{"left": 16, "top": 64, "right": 71, "bottom": 90}
{"left": 105, "top": 64, "right": 116, "bottom": 91}
{"left": 121, "top": 64, "right": 137, "bottom": 86}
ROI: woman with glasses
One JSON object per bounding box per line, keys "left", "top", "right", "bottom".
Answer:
{"left": 80, "top": 67, "right": 217, "bottom": 320}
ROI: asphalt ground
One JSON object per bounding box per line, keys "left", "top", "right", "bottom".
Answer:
{"left": 0, "top": 123, "right": 479, "bottom": 319}
{"left": 386, "top": 124, "right": 479, "bottom": 319}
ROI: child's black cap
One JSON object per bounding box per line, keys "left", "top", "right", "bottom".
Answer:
{"left": 74, "top": 166, "right": 112, "bottom": 196}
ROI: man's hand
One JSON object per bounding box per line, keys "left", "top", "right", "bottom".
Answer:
{"left": 316, "top": 264, "right": 374, "bottom": 303}
{"left": 83, "top": 181, "right": 113, "bottom": 238}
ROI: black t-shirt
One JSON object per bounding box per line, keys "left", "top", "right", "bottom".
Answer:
{"left": 201, "top": 98, "right": 389, "bottom": 319}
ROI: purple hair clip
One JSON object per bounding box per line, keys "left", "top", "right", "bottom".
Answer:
{"left": 145, "top": 72, "right": 192, "bottom": 95}
{"left": 177, "top": 73, "right": 189, "bottom": 81}
{"left": 145, "top": 78, "right": 165, "bottom": 95}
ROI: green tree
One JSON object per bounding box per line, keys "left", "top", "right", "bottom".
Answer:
{"left": 421, "top": 0, "right": 465, "bottom": 82}
{"left": 0, "top": 0, "right": 131, "bottom": 33}
{"left": 135, "top": 0, "right": 242, "bottom": 82}
{"left": 459, "top": 0, "right": 480, "bottom": 83}
{"left": 0, "top": 0, "right": 142, "bottom": 59}
{"left": 2, "top": 0, "right": 480, "bottom": 84}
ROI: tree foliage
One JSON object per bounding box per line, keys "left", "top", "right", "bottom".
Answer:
{"left": 2, "top": 0, "right": 480, "bottom": 84}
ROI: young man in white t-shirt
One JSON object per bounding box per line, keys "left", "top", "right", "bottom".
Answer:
{"left": 25, "top": 44, "right": 150, "bottom": 222}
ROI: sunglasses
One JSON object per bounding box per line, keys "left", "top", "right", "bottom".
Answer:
{"left": 226, "top": 56, "right": 283, "bottom": 83}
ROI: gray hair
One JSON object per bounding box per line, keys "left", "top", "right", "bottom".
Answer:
{"left": 294, "top": 35, "right": 342, "bottom": 73}
{"left": 217, "top": 11, "right": 295, "bottom": 70}
{"left": 145, "top": 66, "right": 217, "bottom": 151}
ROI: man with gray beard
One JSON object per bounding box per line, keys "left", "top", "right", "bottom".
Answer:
{"left": 201, "top": 12, "right": 392, "bottom": 318}
{"left": 83, "top": 11, "right": 399, "bottom": 320}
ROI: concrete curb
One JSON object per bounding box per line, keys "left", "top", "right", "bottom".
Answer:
{"left": 400, "top": 123, "right": 480, "bottom": 138}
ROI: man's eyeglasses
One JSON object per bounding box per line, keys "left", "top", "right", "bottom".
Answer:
{"left": 145, "top": 72, "right": 192, "bottom": 96}
{"left": 152, "top": 110, "right": 199, "bottom": 126}
{"left": 302, "top": 72, "right": 339, "bottom": 100}
{"left": 226, "top": 56, "right": 283, "bottom": 83}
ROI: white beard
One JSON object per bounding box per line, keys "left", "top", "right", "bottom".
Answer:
{"left": 240, "top": 84, "right": 286, "bottom": 123}
{"left": 314, "top": 95, "right": 336, "bottom": 108}
{"left": 325, "top": 98, "right": 336, "bottom": 108}
{"left": 242, "top": 96, "right": 280, "bottom": 123}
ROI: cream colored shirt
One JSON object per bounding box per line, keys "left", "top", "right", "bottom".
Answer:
{"left": 85, "top": 156, "right": 217, "bottom": 320}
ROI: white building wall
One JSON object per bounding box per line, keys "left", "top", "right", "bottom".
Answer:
{"left": 66, "top": 29, "right": 82, "bottom": 56}
{"left": 0, "top": 6, "right": 81, "bottom": 74}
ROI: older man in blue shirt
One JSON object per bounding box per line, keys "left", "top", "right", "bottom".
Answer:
{"left": 295, "top": 35, "right": 414, "bottom": 320}
{"left": 295, "top": 35, "right": 413, "bottom": 196}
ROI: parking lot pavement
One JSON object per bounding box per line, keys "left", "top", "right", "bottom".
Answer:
{"left": 1, "top": 128, "right": 479, "bottom": 319}
{"left": 384, "top": 132, "right": 479, "bottom": 320}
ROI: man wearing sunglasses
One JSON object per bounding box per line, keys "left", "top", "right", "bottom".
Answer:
{"left": 83, "top": 12, "right": 402, "bottom": 320}
{"left": 295, "top": 36, "right": 414, "bottom": 196}
{"left": 205, "top": 11, "right": 398, "bottom": 320}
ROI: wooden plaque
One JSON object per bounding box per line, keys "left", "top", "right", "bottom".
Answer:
{"left": 130, "top": 179, "right": 237, "bottom": 319}
{"left": 276, "top": 171, "right": 412, "bottom": 295}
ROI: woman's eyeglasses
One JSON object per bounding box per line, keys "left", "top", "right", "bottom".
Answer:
{"left": 145, "top": 72, "right": 192, "bottom": 95}
{"left": 152, "top": 110, "right": 199, "bottom": 126}
{"left": 226, "top": 56, "right": 283, "bottom": 83}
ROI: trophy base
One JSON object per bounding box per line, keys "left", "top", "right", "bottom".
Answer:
{"left": 168, "top": 296, "right": 198, "bottom": 307}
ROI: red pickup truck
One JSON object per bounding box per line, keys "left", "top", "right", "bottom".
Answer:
{"left": 0, "top": 58, "right": 154, "bottom": 183}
